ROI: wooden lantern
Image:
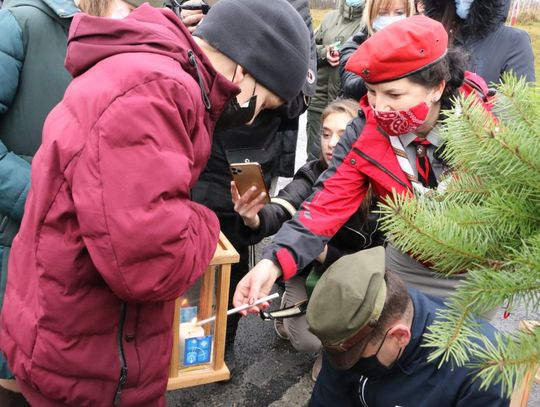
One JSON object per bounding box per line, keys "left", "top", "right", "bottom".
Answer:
{"left": 167, "top": 232, "right": 239, "bottom": 390}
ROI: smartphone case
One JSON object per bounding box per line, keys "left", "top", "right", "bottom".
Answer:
{"left": 229, "top": 162, "right": 270, "bottom": 204}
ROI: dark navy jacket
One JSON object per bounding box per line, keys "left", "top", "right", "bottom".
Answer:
{"left": 310, "top": 289, "right": 509, "bottom": 407}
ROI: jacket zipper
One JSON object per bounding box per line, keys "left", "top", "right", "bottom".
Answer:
{"left": 113, "top": 302, "right": 128, "bottom": 406}
{"left": 187, "top": 50, "right": 211, "bottom": 111}
{"left": 352, "top": 147, "right": 411, "bottom": 190}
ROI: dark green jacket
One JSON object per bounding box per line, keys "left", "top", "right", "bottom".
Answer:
{"left": 308, "top": 0, "right": 363, "bottom": 113}
{"left": 0, "top": 0, "right": 76, "bottom": 352}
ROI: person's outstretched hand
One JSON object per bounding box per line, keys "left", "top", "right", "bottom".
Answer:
{"left": 233, "top": 259, "right": 283, "bottom": 315}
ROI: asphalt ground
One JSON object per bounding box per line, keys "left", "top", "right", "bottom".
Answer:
{"left": 167, "top": 114, "right": 539, "bottom": 406}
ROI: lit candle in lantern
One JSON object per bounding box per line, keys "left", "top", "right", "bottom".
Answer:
{"left": 179, "top": 318, "right": 205, "bottom": 366}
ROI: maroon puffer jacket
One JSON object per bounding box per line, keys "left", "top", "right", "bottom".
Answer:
{"left": 0, "top": 5, "right": 237, "bottom": 406}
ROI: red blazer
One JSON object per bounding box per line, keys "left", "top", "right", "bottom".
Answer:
{"left": 264, "top": 73, "right": 492, "bottom": 280}
{"left": 264, "top": 97, "right": 413, "bottom": 279}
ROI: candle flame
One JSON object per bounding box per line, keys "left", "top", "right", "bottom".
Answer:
{"left": 180, "top": 298, "right": 188, "bottom": 307}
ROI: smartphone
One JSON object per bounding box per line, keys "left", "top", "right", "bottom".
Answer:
{"left": 229, "top": 162, "right": 270, "bottom": 204}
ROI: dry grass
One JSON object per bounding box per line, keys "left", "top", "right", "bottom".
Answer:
{"left": 310, "top": 8, "right": 329, "bottom": 29}
{"left": 516, "top": 23, "right": 540, "bottom": 80}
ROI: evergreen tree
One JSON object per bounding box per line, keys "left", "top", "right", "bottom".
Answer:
{"left": 379, "top": 76, "right": 540, "bottom": 397}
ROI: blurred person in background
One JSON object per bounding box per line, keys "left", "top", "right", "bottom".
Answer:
{"left": 424, "top": 0, "right": 535, "bottom": 84}
{"left": 306, "top": 0, "right": 365, "bottom": 160}
{"left": 339, "top": 0, "right": 417, "bottom": 101}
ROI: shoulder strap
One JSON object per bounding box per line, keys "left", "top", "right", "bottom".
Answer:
{"left": 460, "top": 71, "right": 496, "bottom": 110}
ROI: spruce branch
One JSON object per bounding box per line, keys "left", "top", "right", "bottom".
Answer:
{"left": 468, "top": 328, "right": 540, "bottom": 397}
{"left": 378, "top": 192, "right": 505, "bottom": 274}
{"left": 382, "top": 78, "right": 540, "bottom": 395}
{"left": 439, "top": 79, "right": 540, "bottom": 191}
{"left": 493, "top": 74, "right": 540, "bottom": 137}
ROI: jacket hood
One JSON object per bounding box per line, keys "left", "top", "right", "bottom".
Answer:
{"left": 66, "top": 6, "right": 194, "bottom": 77}
{"left": 66, "top": 5, "right": 238, "bottom": 118}
{"left": 424, "top": 0, "right": 509, "bottom": 39}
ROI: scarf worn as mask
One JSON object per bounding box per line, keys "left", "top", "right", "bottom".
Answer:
{"left": 372, "top": 101, "right": 430, "bottom": 136}
{"left": 215, "top": 71, "right": 258, "bottom": 131}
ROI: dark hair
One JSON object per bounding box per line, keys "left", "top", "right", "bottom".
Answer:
{"left": 424, "top": 0, "right": 506, "bottom": 41}
{"left": 370, "top": 271, "right": 411, "bottom": 342}
{"left": 423, "top": 0, "right": 458, "bottom": 40}
{"left": 407, "top": 47, "right": 468, "bottom": 112}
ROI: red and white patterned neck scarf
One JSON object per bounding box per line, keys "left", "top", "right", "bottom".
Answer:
{"left": 372, "top": 101, "right": 429, "bottom": 136}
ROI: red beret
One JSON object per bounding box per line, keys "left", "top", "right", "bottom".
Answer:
{"left": 345, "top": 15, "right": 448, "bottom": 84}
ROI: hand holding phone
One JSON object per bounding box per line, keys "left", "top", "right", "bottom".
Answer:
{"left": 327, "top": 41, "right": 341, "bottom": 67}
{"left": 230, "top": 182, "right": 267, "bottom": 230}
{"left": 229, "top": 162, "right": 269, "bottom": 202}
{"left": 230, "top": 162, "right": 270, "bottom": 230}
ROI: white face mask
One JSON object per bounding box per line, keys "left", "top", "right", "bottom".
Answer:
{"left": 455, "top": 0, "right": 475, "bottom": 19}
{"left": 345, "top": 0, "right": 366, "bottom": 7}
{"left": 372, "top": 15, "right": 406, "bottom": 32}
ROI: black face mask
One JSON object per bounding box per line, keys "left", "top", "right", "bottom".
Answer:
{"left": 351, "top": 329, "right": 402, "bottom": 381}
{"left": 215, "top": 70, "right": 258, "bottom": 131}
{"left": 215, "top": 94, "right": 257, "bottom": 131}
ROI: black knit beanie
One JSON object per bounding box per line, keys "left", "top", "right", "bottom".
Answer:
{"left": 193, "top": 0, "right": 311, "bottom": 102}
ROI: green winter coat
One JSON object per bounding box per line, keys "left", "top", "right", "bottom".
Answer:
{"left": 308, "top": 0, "right": 363, "bottom": 113}
{"left": 0, "top": 0, "right": 77, "bottom": 378}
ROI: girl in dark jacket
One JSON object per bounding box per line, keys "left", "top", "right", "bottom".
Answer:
{"left": 230, "top": 99, "right": 384, "bottom": 380}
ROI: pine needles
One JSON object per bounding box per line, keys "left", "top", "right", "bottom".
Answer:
{"left": 379, "top": 75, "right": 540, "bottom": 397}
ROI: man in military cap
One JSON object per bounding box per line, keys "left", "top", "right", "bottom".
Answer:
{"left": 307, "top": 246, "right": 509, "bottom": 406}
